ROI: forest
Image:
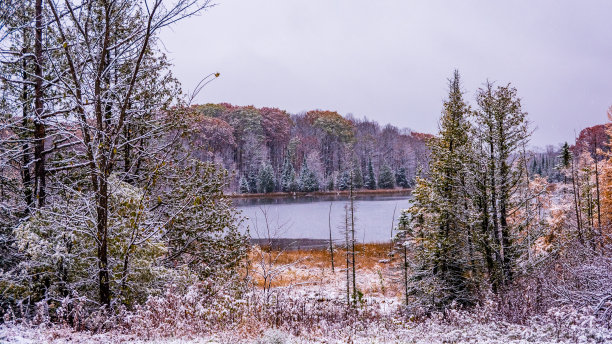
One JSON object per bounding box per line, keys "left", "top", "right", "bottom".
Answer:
{"left": 1, "top": 0, "right": 612, "bottom": 343}
{"left": 183, "top": 103, "right": 429, "bottom": 193}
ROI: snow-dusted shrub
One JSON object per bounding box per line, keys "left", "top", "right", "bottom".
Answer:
{"left": 123, "top": 276, "right": 248, "bottom": 338}
{"left": 500, "top": 239, "right": 612, "bottom": 327}
{"left": 161, "top": 160, "right": 249, "bottom": 280}
{"left": 256, "top": 329, "right": 289, "bottom": 344}
{"left": 4, "top": 175, "right": 171, "bottom": 318}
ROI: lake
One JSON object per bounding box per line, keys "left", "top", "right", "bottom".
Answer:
{"left": 233, "top": 194, "right": 413, "bottom": 244}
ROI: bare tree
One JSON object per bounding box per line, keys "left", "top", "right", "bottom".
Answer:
{"left": 328, "top": 201, "right": 335, "bottom": 273}
{"left": 250, "top": 206, "right": 302, "bottom": 297}
{"left": 43, "top": 0, "right": 212, "bottom": 306}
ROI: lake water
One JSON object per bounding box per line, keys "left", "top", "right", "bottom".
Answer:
{"left": 233, "top": 194, "right": 413, "bottom": 243}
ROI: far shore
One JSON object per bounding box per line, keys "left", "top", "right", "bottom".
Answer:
{"left": 227, "top": 188, "right": 412, "bottom": 199}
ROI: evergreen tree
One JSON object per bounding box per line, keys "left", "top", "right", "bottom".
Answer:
{"left": 337, "top": 170, "right": 351, "bottom": 190}
{"left": 298, "top": 160, "right": 319, "bottom": 192}
{"left": 378, "top": 164, "right": 395, "bottom": 189}
{"left": 557, "top": 142, "right": 573, "bottom": 185}
{"left": 352, "top": 166, "right": 364, "bottom": 189}
{"left": 559, "top": 142, "right": 572, "bottom": 170}
{"left": 326, "top": 177, "right": 335, "bottom": 191}
{"left": 474, "top": 80, "right": 531, "bottom": 289}
{"left": 247, "top": 169, "right": 258, "bottom": 194}
{"left": 257, "top": 162, "right": 275, "bottom": 193}
{"left": 280, "top": 156, "right": 297, "bottom": 192}
{"left": 239, "top": 176, "right": 250, "bottom": 193}
{"left": 365, "top": 159, "right": 377, "bottom": 190}
{"left": 395, "top": 166, "right": 410, "bottom": 188}
{"left": 406, "top": 70, "right": 475, "bottom": 309}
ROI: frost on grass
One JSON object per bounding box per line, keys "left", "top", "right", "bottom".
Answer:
{"left": 1, "top": 258, "right": 610, "bottom": 343}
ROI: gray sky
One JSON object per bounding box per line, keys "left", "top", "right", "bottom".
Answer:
{"left": 160, "top": 0, "right": 612, "bottom": 148}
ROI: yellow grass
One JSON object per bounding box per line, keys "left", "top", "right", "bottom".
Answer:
{"left": 247, "top": 243, "right": 403, "bottom": 297}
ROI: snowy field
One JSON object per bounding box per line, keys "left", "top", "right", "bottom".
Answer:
{"left": 1, "top": 244, "right": 610, "bottom": 344}
{"left": 1, "top": 313, "right": 610, "bottom": 344}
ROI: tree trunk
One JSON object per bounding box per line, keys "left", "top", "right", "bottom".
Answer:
{"left": 97, "top": 171, "right": 111, "bottom": 306}
{"left": 33, "top": 0, "right": 46, "bottom": 207}
{"left": 489, "top": 134, "right": 503, "bottom": 285}
{"left": 328, "top": 202, "right": 334, "bottom": 273}
{"left": 403, "top": 244, "right": 409, "bottom": 306}
{"left": 350, "top": 171, "right": 356, "bottom": 305}
{"left": 571, "top": 157, "right": 583, "bottom": 243}
{"left": 21, "top": 38, "right": 33, "bottom": 211}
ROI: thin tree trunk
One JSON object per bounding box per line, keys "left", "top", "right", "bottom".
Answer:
{"left": 33, "top": 0, "right": 46, "bottom": 207}
{"left": 350, "top": 170, "right": 356, "bottom": 305}
{"left": 403, "top": 243, "right": 408, "bottom": 306}
{"left": 594, "top": 135, "right": 602, "bottom": 247}
{"left": 390, "top": 203, "right": 397, "bottom": 254}
{"left": 571, "top": 157, "right": 583, "bottom": 243}
{"left": 522, "top": 145, "right": 532, "bottom": 263}
{"left": 499, "top": 159, "right": 512, "bottom": 284}
{"left": 345, "top": 205, "right": 350, "bottom": 306}
{"left": 328, "top": 201, "right": 334, "bottom": 273}
{"left": 21, "top": 37, "right": 33, "bottom": 211}
{"left": 489, "top": 134, "right": 503, "bottom": 285}
{"left": 97, "top": 170, "right": 111, "bottom": 306}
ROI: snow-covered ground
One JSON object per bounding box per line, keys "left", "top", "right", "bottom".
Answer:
{"left": 2, "top": 314, "right": 610, "bottom": 344}
{"left": 2, "top": 248, "right": 610, "bottom": 343}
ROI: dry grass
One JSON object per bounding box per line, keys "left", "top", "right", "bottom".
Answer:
{"left": 247, "top": 242, "right": 403, "bottom": 296}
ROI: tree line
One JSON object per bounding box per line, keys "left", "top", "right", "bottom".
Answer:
{"left": 183, "top": 104, "right": 430, "bottom": 193}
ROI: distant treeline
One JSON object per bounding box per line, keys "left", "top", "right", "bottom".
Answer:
{"left": 181, "top": 104, "right": 431, "bottom": 193}
{"left": 526, "top": 124, "right": 609, "bottom": 182}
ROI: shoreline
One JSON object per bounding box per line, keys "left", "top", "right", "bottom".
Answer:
{"left": 227, "top": 188, "right": 412, "bottom": 199}
{"left": 250, "top": 238, "right": 392, "bottom": 251}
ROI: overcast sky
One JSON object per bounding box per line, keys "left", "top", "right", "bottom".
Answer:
{"left": 159, "top": 0, "right": 612, "bottom": 148}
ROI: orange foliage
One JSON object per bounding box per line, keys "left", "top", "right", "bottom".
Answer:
{"left": 600, "top": 109, "right": 612, "bottom": 233}
{"left": 304, "top": 110, "right": 354, "bottom": 141}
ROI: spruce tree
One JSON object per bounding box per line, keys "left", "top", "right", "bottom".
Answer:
{"left": 378, "top": 164, "right": 395, "bottom": 189}
{"left": 239, "top": 176, "right": 250, "bottom": 193}
{"left": 352, "top": 166, "right": 364, "bottom": 189}
{"left": 280, "top": 156, "right": 297, "bottom": 192}
{"left": 326, "top": 177, "right": 335, "bottom": 191}
{"left": 298, "top": 160, "right": 319, "bottom": 192}
{"left": 474, "top": 80, "right": 531, "bottom": 289}
{"left": 257, "top": 162, "right": 275, "bottom": 193}
{"left": 247, "top": 169, "right": 258, "bottom": 194}
{"left": 365, "top": 159, "right": 377, "bottom": 190}
{"left": 395, "top": 166, "right": 410, "bottom": 188}
{"left": 406, "top": 70, "right": 475, "bottom": 309}
{"left": 337, "top": 170, "right": 351, "bottom": 191}
{"left": 560, "top": 142, "right": 572, "bottom": 169}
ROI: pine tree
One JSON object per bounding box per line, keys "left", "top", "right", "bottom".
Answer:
{"left": 395, "top": 166, "right": 410, "bottom": 188}
{"left": 352, "top": 166, "right": 364, "bottom": 189}
{"left": 257, "top": 162, "right": 275, "bottom": 193}
{"left": 365, "top": 159, "right": 376, "bottom": 190}
{"left": 474, "top": 80, "right": 531, "bottom": 289}
{"left": 559, "top": 142, "right": 572, "bottom": 171}
{"left": 298, "top": 160, "right": 319, "bottom": 192}
{"left": 378, "top": 164, "right": 395, "bottom": 189}
{"left": 394, "top": 211, "right": 411, "bottom": 306}
{"left": 337, "top": 170, "right": 351, "bottom": 190}
{"left": 406, "top": 70, "right": 475, "bottom": 309}
{"left": 239, "top": 176, "right": 250, "bottom": 193}
{"left": 247, "top": 169, "right": 258, "bottom": 194}
{"left": 280, "top": 156, "right": 297, "bottom": 192}
{"left": 326, "top": 177, "right": 335, "bottom": 191}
